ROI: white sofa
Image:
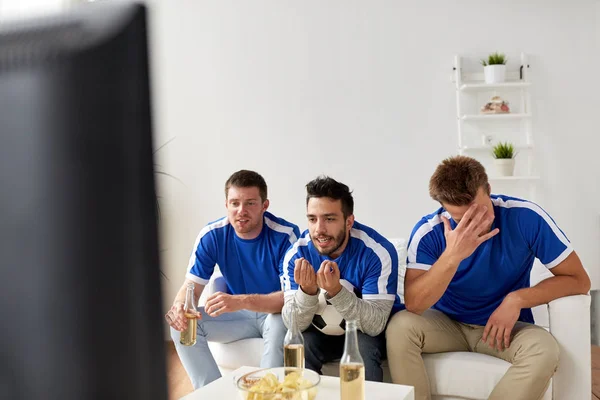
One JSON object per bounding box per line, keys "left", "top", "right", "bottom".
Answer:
{"left": 201, "top": 238, "right": 591, "bottom": 400}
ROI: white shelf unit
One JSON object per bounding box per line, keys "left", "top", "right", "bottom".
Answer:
{"left": 453, "top": 52, "right": 538, "bottom": 196}
{"left": 461, "top": 113, "right": 531, "bottom": 121}
{"left": 459, "top": 82, "right": 532, "bottom": 91}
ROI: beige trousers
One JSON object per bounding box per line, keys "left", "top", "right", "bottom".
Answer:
{"left": 386, "top": 309, "right": 559, "bottom": 400}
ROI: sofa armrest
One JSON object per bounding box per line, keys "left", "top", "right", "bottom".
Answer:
{"left": 548, "top": 294, "right": 591, "bottom": 400}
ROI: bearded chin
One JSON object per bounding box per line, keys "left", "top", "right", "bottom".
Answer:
{"left": 314, "top": 227, "right": 346, "bottom": 256}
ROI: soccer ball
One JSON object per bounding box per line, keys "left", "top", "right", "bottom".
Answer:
{"left": 311, "top": 279, "right": 361, "bottom": 336}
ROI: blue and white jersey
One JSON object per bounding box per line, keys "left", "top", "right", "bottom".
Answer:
{"left": 407, "top": 194, "right": 573, "bottom": 325}
{"left": 280, "top": 221, "right": 404, "bottom": 313}
{"left": 186, "top": 211, "right": 300, "bottom": 296}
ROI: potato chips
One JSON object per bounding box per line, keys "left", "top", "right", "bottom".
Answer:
{"left": 242, "top": 370, "right": 318, "bottom": 400}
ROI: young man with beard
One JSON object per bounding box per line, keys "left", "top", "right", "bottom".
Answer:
{"left": 165, "top": 170, "right": 300, "bottom": 389}
{"left": 386, "top": 156, "right": 590, "bottom": 400}
{"left": 280, "top": 176, "right": 403, "bottom": 382}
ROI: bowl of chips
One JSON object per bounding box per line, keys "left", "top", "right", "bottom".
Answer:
{"left": 234, "top": 367, "right": 320, "bottom": 400}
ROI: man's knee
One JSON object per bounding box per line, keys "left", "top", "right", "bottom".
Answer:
{"left": 263, "top": 313, "right": 286, "bottom": 337}
{"left": 533, "top": 331, "right": 560, "bottom": 372}
{"left": 516, "top": 328, "right": 560, "bottom": 374}
{"left": 358, "top": 333, "right": 384, "bottom": 362}
{"left": 386, "top": 310, "right": 425, "bottom": 343}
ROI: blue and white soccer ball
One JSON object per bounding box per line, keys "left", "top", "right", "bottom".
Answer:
{"left": 311, "top": 279, "right": 361, "bottom": 336}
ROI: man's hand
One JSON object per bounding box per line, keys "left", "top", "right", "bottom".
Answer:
{"left": 442, "top": 204, "right": 499, "bottom": 264}
{"left": 482, "top": 295, "right": 522, "bottom": 351}
{"left": 205, "top": 292, "right": 242, "bottom": 317}
{"left": 295, "top": 258, "right": 318, "bottom": 295}
{"left": 317, "top": 260, "right": 342, "bottom": 297}
{"left": 165, "top": 302, "right": 201, "bottom": 331}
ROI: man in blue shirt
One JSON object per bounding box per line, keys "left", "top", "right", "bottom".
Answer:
{"left": 280, "top": 176, "right": 402, "bottom": 382}
{"left": 164, "top": 170, "right": 300, "bottom": 389}
{"left": 386, "top": 156, "right": 590, "bottom": 400}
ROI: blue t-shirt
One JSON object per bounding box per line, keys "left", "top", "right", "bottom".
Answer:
{"left": 280, "top": 221, "right": 404, "bottom": 313}
{"left": 186, "top": 211, "right": 300, "bottom": 295}
{"left": 407, "top": 194, "right": 573, "bottom": 325}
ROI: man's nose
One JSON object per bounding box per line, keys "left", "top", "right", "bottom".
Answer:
{"left": 315, "top": 219, "right": 326, "bottom": 234}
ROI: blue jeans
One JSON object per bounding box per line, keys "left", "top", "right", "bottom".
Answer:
{"left": 303, "top": 326, "right": 387, "bottom": 382}
{"left": 170, "top": 307, "right": 286, "bottom": 389}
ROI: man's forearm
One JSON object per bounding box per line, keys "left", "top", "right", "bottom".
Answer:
{"left": 282, "top": 289, "right": 319, "bottom": 331}
{"left": 404, "top": 252, "right": 460, "bottom": 314}
{"left": 508, "top": 275, "right": 590, "bottom": 309}
{"left": 328, "top": 287, "right": 393, "bottom": 336}
{"left": 238, "top": 291, "right": 284, "bottom": 314}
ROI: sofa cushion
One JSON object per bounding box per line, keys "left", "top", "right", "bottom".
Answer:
{"left": 208, "top": 338, "right": 264, "bottom": 372}
{"left": 424, "top": 352, "right": 509, "bottom": 398}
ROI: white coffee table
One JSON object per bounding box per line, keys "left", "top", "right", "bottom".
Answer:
{"left": 181, "top": 366, "right": 414, "bottom": 400}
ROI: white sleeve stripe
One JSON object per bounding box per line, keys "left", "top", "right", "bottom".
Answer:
{"left": 186, "top": 218, "right": 229, "bottom": 273}
{"left": 407, "top": 263, "right": 432, "bottom": 271}
{"left": 280, "top": 237, "right": 310, "bottom": 291}
{"left": 407, "top": 212, "right": 448, "bottom": 264}
{"left": 186, "top": 273, "right": 210, "bottom": 286}
{"left": 492, "top": 198, "right": 571, "bottom": 249}
{"left": 264, "top": 216, "right": 298, "bottom": 244}
{"left": 545, "top": 246, "right": 574, "bottom": 269}
{"left": 350, "top": 228, "right": 392, "bottom": 295}
{"left": 362, "top": 294, "right": 396, "bottom": 301}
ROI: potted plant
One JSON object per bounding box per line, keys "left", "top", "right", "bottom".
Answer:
{"left": 492, "top": 141, "right": 516, "bottom": 176}
{"left": 481, "top": 52, "right": 507, "bottom": 84}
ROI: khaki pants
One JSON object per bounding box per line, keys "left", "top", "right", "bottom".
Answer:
{"left": 386, "top": 309, "right": 559, "bottom": 400}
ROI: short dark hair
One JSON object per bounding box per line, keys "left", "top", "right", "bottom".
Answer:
{"left": 429, "top": 155, "right": 490, "bottom": 206}
{"left": 225, "top": 170, "right": 268, "bottom": 201}
{"left": 306, "top": 176, "right": 354, "bottom": 218}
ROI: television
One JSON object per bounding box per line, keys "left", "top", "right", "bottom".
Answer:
{"left": 0, "top": 2, "right": 167, "bottom": 399}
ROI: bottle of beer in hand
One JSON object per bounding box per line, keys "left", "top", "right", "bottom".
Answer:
{"left": 340, "top": 320, "right": 365, "bottom": 400}
{"left": 180, "top": 282, "right": 198, "bottom": 346}
{"left": 283, "top": 301, "right": 304, "bottom": 369}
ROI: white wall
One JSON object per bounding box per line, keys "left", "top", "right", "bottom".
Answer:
{"left": 146, "top": 0, "right": 600, "bottom": 312}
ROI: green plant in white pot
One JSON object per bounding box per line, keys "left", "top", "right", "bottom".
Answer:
{"left": 492, "top": 141, "right": 516, "bottom": 176}
{"left": 481, "top": 52, "right": 507, "bottom": 84}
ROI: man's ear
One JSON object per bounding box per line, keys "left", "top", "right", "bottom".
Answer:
{"left": 346, "top": 214, "right": 355, "bottom": 230}
{"left": 263, "top": 199, "right": 270, "bottom": 212}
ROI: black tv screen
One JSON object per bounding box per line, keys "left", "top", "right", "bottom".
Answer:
{"left": 0, "top": 2, "right": 167, "bottom": 399}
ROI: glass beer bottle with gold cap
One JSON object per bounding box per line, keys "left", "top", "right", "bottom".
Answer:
{"left": 180, "top": 282, "right": 198, "bottom": 346}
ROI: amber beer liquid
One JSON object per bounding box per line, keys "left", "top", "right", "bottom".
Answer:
{"left": 283, "top": 343, "right": 305, "bottom": 369}
{"left": 340, "top": 363, "right": 365, "bottom": 400}
{"left": 180, "top": 312, "right": 197, "bottom": 346}
{"left": 180, "top": 282, "right": 198, "bottom": 346}
{"left": 339, "top": 320, "right": 364, "bottom": 400}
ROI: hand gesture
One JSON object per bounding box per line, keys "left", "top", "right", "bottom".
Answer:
{"left": 205, "top": 292, "right": 242, "bottom": 317}
{"left": 442, "top": 204, "right": 499, "bottom": 264}
{"left": 317, "top": 260, "right": 342, "bottom": 297}
{"left": 294, "top": 258, "right": 318, "bottom": 295}
{"left": 165, "top": 302, "right": 201, "bottom": 331}
{"left": 482, "top": 296, "right": 521, "bottom": 351}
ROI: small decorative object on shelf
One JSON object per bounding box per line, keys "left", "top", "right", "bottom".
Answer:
{"left": 480, "top": 95, "right": 510, "bottom": 114}
{"left": 492, "top": 141, "right": 516, "bottom": 176}
{"left": 481, "top": 52, "right": 507, "bottom": 84}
